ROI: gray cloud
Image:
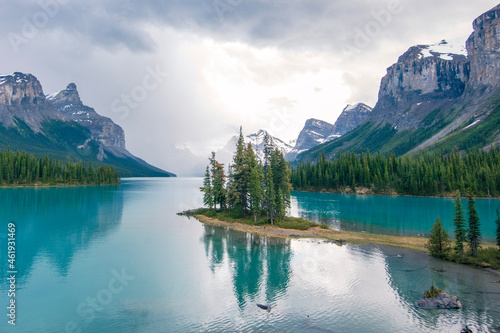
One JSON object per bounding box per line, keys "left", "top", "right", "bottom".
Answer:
{"left": 2, "top": 0, "right": 497, "bottom": 55}
{"left": 0, "top": 0, "right": 498, "bottom": 175}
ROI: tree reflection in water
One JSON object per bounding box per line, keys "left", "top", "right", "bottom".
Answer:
{"left": 202, "top": 225, "right": 292, "bottom": 309}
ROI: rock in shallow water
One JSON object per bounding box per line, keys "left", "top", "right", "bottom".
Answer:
{"left": 415, "top": 292, "right": 462, "bottom": 309}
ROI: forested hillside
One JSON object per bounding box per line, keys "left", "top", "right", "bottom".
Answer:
{"left": 0, "top": 148, "right": 120, "bottom": 186}
{"left": 292, "top": 149, "right": 500, "bottom": 197}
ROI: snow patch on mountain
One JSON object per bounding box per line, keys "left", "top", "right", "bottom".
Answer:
{"left": 216, "top": 129, "right": 293, "bottom": 168}
{"left": 0, "top": 73, "right": 33, "bottom": 85}
{"left": 419, "top": 39, "right": 467, "bottom": 61}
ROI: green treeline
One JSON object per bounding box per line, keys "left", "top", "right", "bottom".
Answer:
{"left": 0, "top": 148, "right": 120, "bottom": 186}
{"left": 201, "top": 128, "right": 291, "bottom": 225}
{"left": 292, "top": 148, "right": 500, "bottom": 197}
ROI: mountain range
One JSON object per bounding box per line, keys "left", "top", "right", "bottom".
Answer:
{"left": 2, "top": 5, "right": 499, "bottom": 176}
{"left": 296, "top": 4, "right": 500, "bottom": 162}
{"left": 0, "top": 73, "right": 175, "bottom": 177}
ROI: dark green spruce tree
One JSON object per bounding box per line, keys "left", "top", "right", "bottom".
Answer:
{"left": 426, "top": 217, "right": 451, "bottom": 259}
{"left": 227, "top": 127, "right": 250, "bottom": 217}
{"left": 453, "top": 192, "right": 467, "bottom": 259}
{"left": 467, "top": 196, "right": 481, "bottom": 257}
{"left": 246, "top": 143, "right": 263, "bottom": 222}
{"left": 272, "top": 148, "right": 291, "bottom": 221}
{"left": 201, "top": 165, "right": 213, "bottom": 209}
{"left": 263, "top": 132, "right": 276, "bottom": 225}
{"left": 209, "top": 152, "right": 226, "bottom": 211}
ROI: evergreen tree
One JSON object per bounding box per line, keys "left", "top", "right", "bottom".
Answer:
{"left": 453, "top": 192, "right": 467, "bottom": 259}
{"left": 467, "top": 196, "right": 481, "bottom": 257}
{"left": 225, "top": 164, "right": 236, "bottom": 212}
{"left": 209, "top": 152, "right": 226, "bottom": 211}
{"left": 201, "top": 165, "right": 213, "bottom": 209}
{"left": 247, "top": 144, "right": 263, "bottom": 222}
{"left": 426, "top": 217, "right": 451, "bottom": 258}
{"left": 272, "top": 148, "right": 291, "bottom": 221}
{"left": 263, "top": 132, "right": 276, "bottom": 225}
{"left": 227, "top": 127, "right": 249, "bottom": 216}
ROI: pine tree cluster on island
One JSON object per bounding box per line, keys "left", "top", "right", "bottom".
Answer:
{"left": 200, "top": 128, "right": 291, "bottom": 225}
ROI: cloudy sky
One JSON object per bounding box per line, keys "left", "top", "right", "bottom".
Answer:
{"left": 0, "top": 0, "right": 497, "bottom": 175}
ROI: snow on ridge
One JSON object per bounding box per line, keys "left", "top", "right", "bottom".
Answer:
{"left": 419, "top": 39, "right": 467, "bottom": 60}
{"left": 343, "top": 103, "right": 371, "bottom": 112}
{"left": 344, "top": 104, "right": 357, "bottom": 112}
{"left": 46, "top": 90, "right": 62, "bottom": 101}
{"left": 0, "top": 73, "right": 31, "bottom": 86}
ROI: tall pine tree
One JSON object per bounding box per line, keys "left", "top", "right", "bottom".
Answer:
{"left": 467, "top": 196, "right": 481, "bottom": 257}
{"left": 209, "top": 152, "right": 226, "bottom": 211}
{"left": 247, "top": 144, "right": 263, "bottom": 222}
{"left": 201, "top": 165, "right": 213, "bottom": 209}
{"left": 426, "top": 217, "right": 451, "bottom": 258}
{"left": 263, "top": 132, "right": 276, "bottom": 225}
{"left": 272, "top": 148, "right": 291, "bottom": 221}
{"left": 453, "top": 191, "right": 467, "bottom": 259}
{"left": 227, "top": 127, "right": 249, "bottom": 216}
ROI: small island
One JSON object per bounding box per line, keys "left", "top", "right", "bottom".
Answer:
{"left": 415, "top": 282, "right": 462, "bottom": 309}
{"left": 187, "top": 128, "right": 500, "bottom": 271}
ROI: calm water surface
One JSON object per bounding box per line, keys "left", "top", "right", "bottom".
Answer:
{"left": 0, "top": 178, "right": 499, "bottom": 333}
{"left": 291, "top": 191, "right": 500, "bottom": 241}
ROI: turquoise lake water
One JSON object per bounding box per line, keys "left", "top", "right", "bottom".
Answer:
{"left": 0, "top": 178, "right": 499, "bottom": 332}
{"left": 291, "top": 191, "right": 500, "bottom": 241}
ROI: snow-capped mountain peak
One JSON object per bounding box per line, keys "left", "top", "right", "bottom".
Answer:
{"left": 216, "top": 130, "right": 293, "bottom": 168}
{"left": 246, "top": 129, "right": 293, "bottom": 161}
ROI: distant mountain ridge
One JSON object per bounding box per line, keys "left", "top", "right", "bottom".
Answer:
{"left": 332, "top": 103, "right": 373, "bottom": 135}
{"left": 286, "top": 103, "right": 372, "bottom": 161}
{"left": 298, "top": 4, "right": 500, "bottom": 162}
{"left": 0, "top": 72, "right": 175, "bottom": 177}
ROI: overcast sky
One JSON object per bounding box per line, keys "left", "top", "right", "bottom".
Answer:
{"left": 0, "top": 0, "right": 498, "bottom": 174}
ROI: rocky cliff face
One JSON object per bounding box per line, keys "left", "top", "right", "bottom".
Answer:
{"left": 286, "top": 119, "right": 337, "bottom": 161}
{"left": 47, "top": 83, "right": 126, "bottom": 150}
{"left": 466, "top": 4, "right": 500, "bottom": 93}
{"left": 0, "top": 72, "right": 66, "bottom": 132}
{"left": 371, "top": 40, "right": 470, "bottom": 129}
{"left": 332, "top": 103, "right": 372, "bottom": 135}
{"left": 297, "top": 4, "right": 500, "bottom": 161}
{"left": 0, "top": 72, "right": 174, "bottom": 176}
{"left": 287, "top": 104, "right": 371, "bottom": 161}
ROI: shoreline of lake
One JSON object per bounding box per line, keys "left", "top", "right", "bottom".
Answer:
{"left": 292, "top": 188, "right": 500, "bottom": 199}
{"left": 192, "top": 213, "right": 429, "bottom": 252}
{"left": 190, "top": 213, "right": 500, "bottom": 271}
